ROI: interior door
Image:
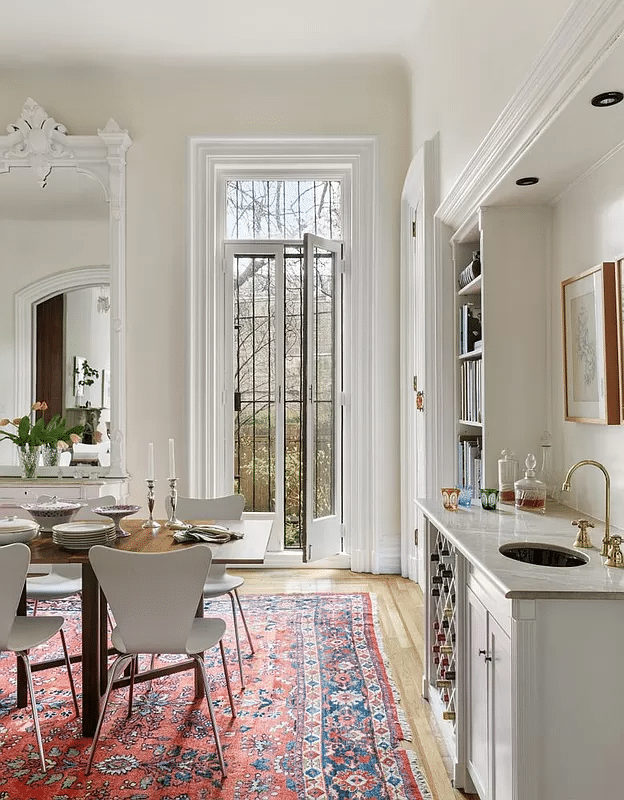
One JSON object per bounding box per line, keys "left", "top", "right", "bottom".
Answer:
{"left": 303, "top": 234, "right": 343, "bottom": 561}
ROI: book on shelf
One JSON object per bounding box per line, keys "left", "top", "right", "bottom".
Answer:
{"left": 458, "top": 433, "right": 482, "bottom": 497}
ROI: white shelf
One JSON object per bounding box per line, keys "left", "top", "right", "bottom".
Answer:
{"left": 458, "top": 419, "right": 482, "bottom": 428}
{"left": 457, "top": 275, "right": 481, "bottom": 296}
{"left": 458, "top": 349, "right": 482, "bottom": 361}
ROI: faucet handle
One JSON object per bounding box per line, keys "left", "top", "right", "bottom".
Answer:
{"left": 606, "top": 534, "right": 624, "bottom": 568}
{"left": 572, "top": 519, "right": 594, "bottom": 549}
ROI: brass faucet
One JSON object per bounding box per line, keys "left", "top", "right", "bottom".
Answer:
{"left": 561, "top": 460, "right": 611, "bottom": 557}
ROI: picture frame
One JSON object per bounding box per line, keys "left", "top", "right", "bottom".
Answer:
{"left": 561, "top": 262, "right": 620, "bottom": 424}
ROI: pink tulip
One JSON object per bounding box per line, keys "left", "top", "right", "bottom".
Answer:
{"left": 12, "top": 418, "right": 22, "bottom": 425}
{"left": 57, "top": 440, "right": 69, "bottom": 451}
{"left": 70, "top": 433, "right": 81, "bottom": 444}
{"left": 0, "top": 418, "right": 9, "bottom": 427}
{"left": 31, "top": 402, "right": 42, "bottom": 411}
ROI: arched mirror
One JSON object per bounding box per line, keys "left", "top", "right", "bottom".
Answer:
{"left": 0, "top": 99, "right": 131, "bottom": 477}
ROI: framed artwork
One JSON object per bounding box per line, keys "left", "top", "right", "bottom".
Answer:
{"left": 562, "top": 261, "right": 620, "bottom": 424}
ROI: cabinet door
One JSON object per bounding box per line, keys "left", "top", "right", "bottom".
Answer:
{"left": 490, "top": 615, "right": 512, "bottom": 800}
{"left": 467, "top": 587, "right": 489, "bottom": 798}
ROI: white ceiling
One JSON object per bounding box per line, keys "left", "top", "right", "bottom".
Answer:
{"left": 0, "top": 0, "right": 426, "bottom": 62}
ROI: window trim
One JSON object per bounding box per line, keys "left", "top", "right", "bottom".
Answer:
{"left": 187, "top": 136, "right": 377, "bottom": 570}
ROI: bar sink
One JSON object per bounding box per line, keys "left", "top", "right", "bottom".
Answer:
{"left": 499, "top": 542, "right": 589, "bottom": 567}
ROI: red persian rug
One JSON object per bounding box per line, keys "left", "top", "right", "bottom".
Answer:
{"left": 0, "top": 593, "right": 432, "bottom": 799}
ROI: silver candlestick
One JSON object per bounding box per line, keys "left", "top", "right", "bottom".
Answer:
{"left": 165, "top": 477, "right": 183, "bottom": 528}
{"left": 142, "top": 479, "right": 160, "bottom": 530}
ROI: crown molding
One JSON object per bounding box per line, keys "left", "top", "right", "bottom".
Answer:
{"left": 436, "top": 0, "right": 624, "bottom": 231}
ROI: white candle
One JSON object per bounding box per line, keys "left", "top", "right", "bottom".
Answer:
{"left": 168, "top": 438, "right": 176, "bottom": 479}
{"left": 147, "top": 442, "right": 154, "bottom": 481}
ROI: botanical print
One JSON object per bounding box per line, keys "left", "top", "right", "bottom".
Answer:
{"left": 571, "top": 291, "right": 598, "bottom": 402}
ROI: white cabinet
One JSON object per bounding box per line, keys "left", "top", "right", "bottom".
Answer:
{"left": 466, "top": 585, "right": 512, "bottom": 800}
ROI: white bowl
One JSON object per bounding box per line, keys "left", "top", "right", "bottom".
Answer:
{"left": 0, "top": 516, "right": 40, "bottom": 543}
{"left": 21, "top": 501, "right": 82, "bottom": 531}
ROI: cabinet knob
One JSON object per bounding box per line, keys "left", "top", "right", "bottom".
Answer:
{"left": 478, "top": 649, "right": 486, "bottom": 655}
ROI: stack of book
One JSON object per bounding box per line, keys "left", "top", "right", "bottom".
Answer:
{"left": 459, "top": 359, "right": 482, "bottom": 422}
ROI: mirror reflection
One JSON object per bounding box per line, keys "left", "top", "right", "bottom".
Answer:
{"left": 0, "top": 166, "right": 110, "bottom": 467}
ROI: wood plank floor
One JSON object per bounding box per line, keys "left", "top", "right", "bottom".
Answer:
{"left": 234, "top": 568, "right": 478, "bottom": 800}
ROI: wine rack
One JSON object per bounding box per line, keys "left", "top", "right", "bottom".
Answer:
{"left": 429, "top": 529, "right": 457, "bottom": 730}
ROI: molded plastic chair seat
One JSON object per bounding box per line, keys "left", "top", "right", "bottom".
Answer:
{"left": 0, "top": 543, "right": 79, "bottom": 773}
{"left": 173, "top": 494, "right": 254, "bottom": 688}
{"left": 85, "top": 544, "right": 235, "bottom": 777}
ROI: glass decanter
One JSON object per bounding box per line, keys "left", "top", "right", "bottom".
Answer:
{"left": 514, "top": 454, "right": 546, "bottom": 513}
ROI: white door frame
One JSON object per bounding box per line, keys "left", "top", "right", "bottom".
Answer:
{"left": 400, "top": 135, "right": 441, "bottom": 584}
{"left": 187, "top": 137, "right": 377, "bottom": 569}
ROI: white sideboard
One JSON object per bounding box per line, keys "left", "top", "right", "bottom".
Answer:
{"left": 417, "top": 498, "right": 624, "bottom": 800}
{"left": 0, "top": 478, "right": 129, "bottom": 511}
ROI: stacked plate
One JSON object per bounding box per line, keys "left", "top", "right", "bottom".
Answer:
{"left": 52, "top": 520, "right": 117, "bottom": 550}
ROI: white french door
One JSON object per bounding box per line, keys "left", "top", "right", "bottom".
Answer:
{"left": 304, "top": 234, "right": 343, "bottom": 561}
{"left": 224, "top": 236, "right": 343, "bottom": 559}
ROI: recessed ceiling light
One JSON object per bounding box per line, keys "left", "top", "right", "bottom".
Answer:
{"left": 515, "top": 177, "right": 539, "bottom": 186}
{"left": 591, "top": 91, "right": 624, "bottom": 107}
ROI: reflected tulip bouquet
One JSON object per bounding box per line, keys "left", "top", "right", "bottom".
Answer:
{"left": 0, "top": 401, "right": 84, "bottom": 449}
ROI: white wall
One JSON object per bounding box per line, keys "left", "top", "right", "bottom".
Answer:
{"left": 551, "top": 151, "right": 624, "bottom": 530}
{"left": 408, "top": 0, "right": 571, "bottom": 196}
{"left": 0, "top": 58, "right": 411, "bottom": 543}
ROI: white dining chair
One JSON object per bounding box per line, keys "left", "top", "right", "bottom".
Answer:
{"left": 26, "top": 495, "right": 117, "bottom": 613}
{"left": 173, "top": 494, "right": 253, "bottom": 688}
{"left": 85, "top": 544, "right": 235, "bottom": 776}
{"left": 0, "top": 542, "right": 79, "bottom": 772}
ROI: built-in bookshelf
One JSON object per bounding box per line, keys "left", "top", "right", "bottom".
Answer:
{"left": 449, "top": 207, "right": 550, "bottom": 492}
{"left": 455, "top": 247, "right": 482, "bottom": 497}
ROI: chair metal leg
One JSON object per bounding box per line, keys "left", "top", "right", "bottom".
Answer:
{"left": 85, "top": 654, "right": 134, "bottom": 775}
{"left": 233, "top": 588, "right": 254, "bottom": 654}
{"left": 59, "top": 628, "right": 80, "bottom": 717}
{"left": 228, "top": 591, "right": 245, "bottom": 689}
{"left": 17, "top": 652, "right": 46, "bottom": 773}
{"left": 32, "top": 600, "right": 38, "bottom": 616}
{"left": 191, "top": 653, "right": 226, "bottom": 776}
{"left": 127, "top": 656, "right": 137, "bottom": 717}
{"left": 219, "top": 640, "right": 236, "bottom": 719}
{"left": 146, "top": 653, "right": 157, "bottom": 692}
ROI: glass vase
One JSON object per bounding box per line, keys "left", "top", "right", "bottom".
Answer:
{"left": 42, "top": 444, "right": 60, "bottom": 467}
{"left": 17, "top": 444, "right": 41, "bottom": 480}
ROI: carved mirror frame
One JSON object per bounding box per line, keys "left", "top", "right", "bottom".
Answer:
{"left": 0, "top": 98, "right": 131, "bottom": 477}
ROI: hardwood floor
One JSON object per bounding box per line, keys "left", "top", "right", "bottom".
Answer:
{"left": 234, "top": 568, "right": 478, "bottom": 800}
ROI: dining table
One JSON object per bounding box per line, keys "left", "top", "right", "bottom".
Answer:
{"left": 20, "top": 516, "right": 273, "bottom": 736}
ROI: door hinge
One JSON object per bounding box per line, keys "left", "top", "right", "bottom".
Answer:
{"left": 414, "top": 528, "right": 418, "bottom": 546}
{"left": 412, "top": 220, "right": 417, "bottom": 238}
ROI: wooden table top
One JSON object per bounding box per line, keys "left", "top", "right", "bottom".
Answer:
{"left": 27, "top": 517, "right": 273, "bottom": 565}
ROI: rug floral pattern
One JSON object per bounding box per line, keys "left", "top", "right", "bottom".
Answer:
{"left": 0, "top": 593, "right": 431, "bottom": 799}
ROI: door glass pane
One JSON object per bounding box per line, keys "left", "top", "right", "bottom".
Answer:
{"left": 233, "top": 255, "right": 276, "bottom": 512}
{"left": 312, "top": 246, "right": 335, "bottom": 519}
{"left": 284, "top": 247, "right": 305, "bottom": 547}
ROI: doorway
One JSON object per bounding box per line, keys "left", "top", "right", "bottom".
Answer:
{"left": 226, "top": 225, "right": 343, "bottom": 559}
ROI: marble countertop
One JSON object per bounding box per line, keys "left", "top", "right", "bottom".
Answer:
{"left": 416, "top": 498, "right": 624, "bottom": 599}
